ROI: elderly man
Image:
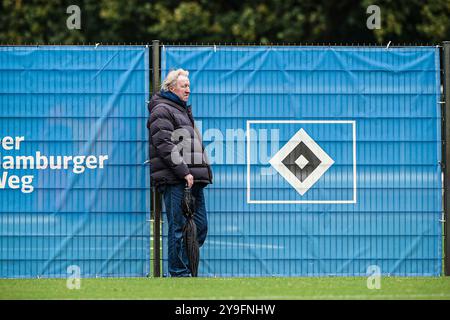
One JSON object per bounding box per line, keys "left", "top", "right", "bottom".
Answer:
{"left": 147, "top": 69, "right": 212, "bottom": 277}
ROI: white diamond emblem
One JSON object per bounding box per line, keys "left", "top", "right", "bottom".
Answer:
{"left": 269, "top": 128, "right": 334, "bottom": 196}
{"left": 295, "top": 155, "right": 309, "bottom": 169}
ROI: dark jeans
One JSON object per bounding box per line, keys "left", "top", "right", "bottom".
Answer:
{"left": 159, "top": 183, "right": 208, "bottom": 277}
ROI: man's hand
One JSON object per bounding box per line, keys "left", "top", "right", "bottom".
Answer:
{"left": 184, "top": 174, "right": 194, "bottom": 188}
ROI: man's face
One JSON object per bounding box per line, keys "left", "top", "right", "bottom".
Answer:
{"left": 170, "top": 75, "right": 190, "bottom": 102}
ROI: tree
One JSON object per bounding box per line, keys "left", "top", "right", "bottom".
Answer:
{"left": 0, "top": 0, "right": 449, "bottom": 45}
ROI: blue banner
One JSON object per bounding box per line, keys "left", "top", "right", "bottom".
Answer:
{"left": 0, "top": 46, "right": 150, "bottom": 278}
{"left": 162, "top": 46, "right": 442, "bottom": 276}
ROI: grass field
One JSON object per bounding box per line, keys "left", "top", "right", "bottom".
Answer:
{"left": 0, "top": 277, "right": 449, "bottom": 300}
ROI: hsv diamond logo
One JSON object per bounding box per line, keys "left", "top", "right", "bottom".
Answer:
{"left": 269, "top": 128, "right": 334, "bottom": 196}
{"left": 247, "top": 120, "right": 356, "bottom": 204}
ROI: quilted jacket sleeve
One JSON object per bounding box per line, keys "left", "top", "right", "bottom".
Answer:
{"left": 149, "top": 105, "right": 190, "bottom": 179}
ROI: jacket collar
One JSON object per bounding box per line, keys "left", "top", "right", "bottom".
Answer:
{"left": 156, "top": 94, "right": 191, "bottom": 114}
{"left": 159, "top": 90, "right": 187, "bottom": 108}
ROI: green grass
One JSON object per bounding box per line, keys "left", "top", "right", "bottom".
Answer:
{"left": 1, "top": 277, "right": 449, "bottom": 300}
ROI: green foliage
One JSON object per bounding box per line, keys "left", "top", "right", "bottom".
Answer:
{"left": 0, "top": 0, "right": 449, "bottom": 44}
{"left": 364, "top": 0, "right": 450, "bottom": 43}
{"left": 147, "top": 2, "right": 212, "bottom": 42}
{"left": 417, "top": 0, "right": 450, "bottom": 43}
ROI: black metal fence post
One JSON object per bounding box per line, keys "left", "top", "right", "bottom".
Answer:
{"left": 151, "top": 40, "right": 161, "bottom": 277}
{"left": 443, "top": 41, "right": 450, "bottom": 276}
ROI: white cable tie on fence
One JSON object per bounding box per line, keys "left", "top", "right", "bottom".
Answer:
{"left": 95, "top": 43, "right": 100, "bottom": 48}
{"left": 386, "top": 41, "right": 391, "bottom": 49}
{"left": 440, "top": 210, "right": 445, "bottom": 223}
{"left": 214, "top": 44, "right": 217, "bottom": 52}
{"left": 438, "top": 101, "right": 445, "bottom": 104}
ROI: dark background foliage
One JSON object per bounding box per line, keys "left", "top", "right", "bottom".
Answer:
{"left": 0, "top": 0, "right": 449, "bottom": 44}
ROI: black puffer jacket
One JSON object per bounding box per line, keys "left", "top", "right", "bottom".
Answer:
{"left": 147, "top": 92, "right": 213, "bottom": 187}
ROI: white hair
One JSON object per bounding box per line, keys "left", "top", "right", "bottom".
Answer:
{"left": 161, "top": 69, "right": 189, "bottom": 91}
